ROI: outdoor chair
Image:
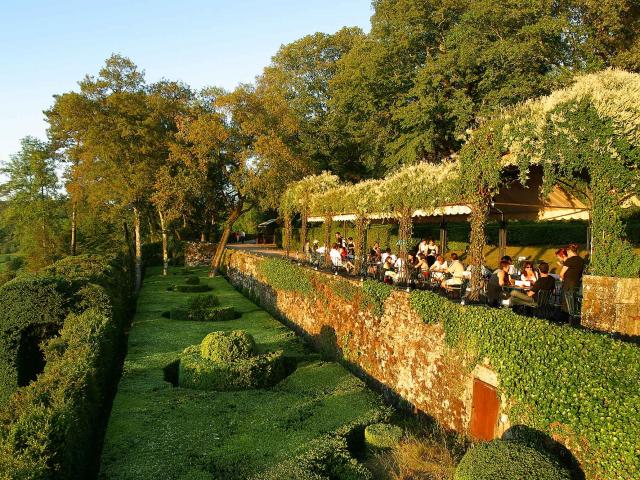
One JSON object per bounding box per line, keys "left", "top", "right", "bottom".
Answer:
{"left": 330, "top": 256, "right": 346, "bottom": 275}
{"left": 532, "top": 289, "right": 555, "bottom": 319}
{"left": 564, "top": 288, "right": 582, "bottom": 325}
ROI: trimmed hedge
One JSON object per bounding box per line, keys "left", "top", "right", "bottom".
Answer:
{"left": 200, "top": 331, "right": 255, "bottom": 362}
{"left": 0, "top": 276, "right": 73, "bottom": 403}
{"left": 454, "top": 440, "right": 571, "bottom": 480}
{"left": 409, "top": 289, "right": 640, "bottom": 480}
{"left": 173, "top": 284, "right": 212, "bottom": 293}
{"left": 364, "top": 423, "right": 403, "bottom": 449}
{"left": 0, "top": 253, "right": 133, "bottom": 478}
{"left": 164, "top": 306, "right": 238, "bottom": 322}
{"left": 179, "top": 346, "right": 285, "bottom": 391}
{"left": 185, "top": 275, "right": 200, "bottom": 285}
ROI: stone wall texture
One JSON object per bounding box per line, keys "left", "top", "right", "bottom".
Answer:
{"left": 581, "top": 275, "right": 640, "bottom": 338}
{"left": 221, "top": 249, "right": 509, "bottom": 438}
{"left": 185, "top": 242, "right": 217, "bottom": 267}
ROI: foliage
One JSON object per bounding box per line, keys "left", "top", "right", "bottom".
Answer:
{"left": 173, "top": 284, "right": 212, "bottom": 293}
{"left": 454, "top": 440, "right": 571, "bottom": 480}
{"left": 0, "top": 308, "right": 120, "bottom": 479}
{"left": 364, "top": 423, "right": 404, "bottom": 449}
{"left": 461, "top": 69, "right": 640, "bottom": 278}
{"left": 0, "top": 276, "right": 72, "bottom": 403}
{"left": 361, "top": 280, "right": 393, "bottom": 317}
{"left": 100, "top": 269, "right": 388, "bottom": 479}
{"left": 329, "top": 278, "right": 359, "bottom": 302}
{"left": 258, "top": 258, "right": 312, "bottom": 295}
{"left": 179, "top": 346, "right": 286, "bottom": 391}
{"left": 185, "top": 275, "right": 200, "bottom": 285}
{"left": 186, "top": 293, "right": 219, "bottom": 311}
{"left": 0, "top": 137, "right": 66, "bottom": 270}
{"left": 383, "top": 435, "right": 458, "bottom": 480}
{"left": 409, "top": 289, "right": 640, "bottom": 479}
{"left": 199, "top": 330, "right": 256, "bottom": 362}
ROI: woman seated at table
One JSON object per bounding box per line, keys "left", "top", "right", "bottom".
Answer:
{"left": 415, "top": 253, "right": 430, "bottom": 277}
{"left": 509, "top": 262, "right": 555, "bottom": 306}
{"left": 430, "top": 255, "right": 448, "bottom": 279}
{"left": 520, "top": 261, "right": 539, "bottom": 284}
{"left": 441, "top": 253, "right": 465, "bottom": 289}
{"left": 487, "top": 260, "right": 514, "bottom": 306}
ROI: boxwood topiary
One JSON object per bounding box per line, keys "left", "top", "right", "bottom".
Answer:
{"left": 185, "top": 275, "right": 200, "bottom": 285}
{"left": 364, "top": 423, "right": 403, "bottom": 449}
{"left": 174, "top": 284, "right": 212, "bottom": 293}
{"left": 199, "top": 306, "right": 239, "bottom": 322}
{"left": 454, "top": 440, "right": 571, "bottom": 480}
{"left": 200, "top": 330, "right": 255, "bottom": 362}
{"left": 179, "top": 346, "right": 285, "bottom": 391}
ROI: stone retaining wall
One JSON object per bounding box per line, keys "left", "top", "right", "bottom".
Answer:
{"left": 221, "top": 249, "right": 509, "bottom": 438}
{"left": 581, "top": 275, "right": 640, "bottom": 338}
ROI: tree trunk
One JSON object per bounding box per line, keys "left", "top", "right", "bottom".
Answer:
{"left": 209, "top": 200, "right": 244, "bottom": 277}
{"left": 300, "top": 213, "right": 308, "bottom": 255}
{"left": 159, "top": 210, "right": 169, "bottom": 276}
{"left": 200, "top": 231, "right": 206, "bottom": 242}
{"left": 133, "top": 206, "right": 142, "bottom": 292}
{"left": 354, "top": 216, "right": 369, "bottom": 275}
{"left": 70, "top": 201, "right": 77, "bottom": 256}
{"left": 283, "top": 215, "right": 292, "bottom": 257}
{"left": 467, "top": 192, "right": 490, "bottom": 302}
{"left": 323, "top": 214, "right": 332, "bottom": 263}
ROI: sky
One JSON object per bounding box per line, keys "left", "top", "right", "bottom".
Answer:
{"left": 0, "top": 0, "right": 373, "bottom": 163}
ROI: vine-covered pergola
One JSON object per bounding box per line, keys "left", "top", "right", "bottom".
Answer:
{"left": 280, "top": 70, "right": 640, "bottom": 300}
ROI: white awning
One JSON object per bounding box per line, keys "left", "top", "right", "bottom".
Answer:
{"left": 308, "top": 204, "right": 472, "bottom": 223}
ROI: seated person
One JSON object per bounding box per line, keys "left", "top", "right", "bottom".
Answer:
{"left": 340, "top": 245, "right": 354, "bottom": 273}
{"left": 429, "top": 254, "right": 448, "bottom": 280}
{"left": 381, "top": 247, "right": 393, "bottom": 265}
{"left": 520, "top": 261, "right": 539, "bottom": 284}
{"left": 487, "top": 260, "right": 514, "bottom": 306}
{"left": 494, "top": 255, "right": 518, "bottom": 276}
{"left": 329, "top": 243, "right": 342, "bottom": 268}
{"left": 441, "top": 253, "right": 465, "bottom": 288}
{"left": 510, "top": 262, "right": 556, "bottom": 306}
{"left": 415, "top": 253, "right": 430, "bottom": 277}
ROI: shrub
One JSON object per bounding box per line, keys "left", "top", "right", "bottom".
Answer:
{"left": 187, "top": 294, "right": 219, "bottom": 311}
{"left": 0, "top": 308, "right": 119, "bottom": 479}
{"left": 200, "top": 330, "right": 255, "bottom": 362}
{"left": 0, "top": 276, "right": 72, "bottom": 403}
{"left": 200, "top": 306, "right": 238, "bottom": 322}
{"left": 258, "top": 258, "right": 312, "bottom": 295}
{"left": 364, "top": 423, "right": 403, "bottom": 449}
{"left": 361, "top": 280, "right": 392, "bottom": 316}
{"left": 454, "top": 440, "right": 571, "bottom": 480}
{"left": 174, "top": 284, "right": 212, "bottom": 293}
{"left": 185, "top": 275, "right": 200, "bottom": 285}
{"left": 408, "top": 288, "right": 640, "bottom": 479}
{"left": 179, "top": 346, "right": 285, "bottom": 391}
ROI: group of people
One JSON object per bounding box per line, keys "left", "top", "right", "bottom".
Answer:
{"left": 487, "top": 244, "right": 585, "bottom": 315}
{"left": 307, "top": 234, "right": 586, "bottom": 316}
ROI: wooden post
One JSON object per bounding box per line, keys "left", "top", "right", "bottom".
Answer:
{"left": 499, "top": 220, "right": 507, "bottom": 259}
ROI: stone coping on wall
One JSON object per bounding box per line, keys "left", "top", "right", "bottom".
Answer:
{"left": 581, "top": 275, "right": 640, "bottom": 338}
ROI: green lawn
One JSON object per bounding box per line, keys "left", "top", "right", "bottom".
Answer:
{"left": 99, "top": 267, "right": 386, "bottom": 480}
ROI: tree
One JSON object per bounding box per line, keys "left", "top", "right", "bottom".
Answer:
{"left": 0, "top": 137, "right": 65, "bottom": 270}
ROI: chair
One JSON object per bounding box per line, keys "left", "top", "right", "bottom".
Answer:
{"left": 330, "top": 255, "right": 345, "bottom": 275}
{"left": 532, "top": 289, "right": 554, "bottom": 319}
{"left": 564, "top": 288, "right": 582, "bottom": 325}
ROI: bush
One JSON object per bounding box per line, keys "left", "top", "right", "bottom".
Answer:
{"left": 179, "top": 346, "right": 285, "bottom": 391}
{"left": 174, "top": 284, "right": 212, "bottom": 293}
{"left": 364, "top": 423, "right": 403, "bottom": 449}
{"left": 0, "top": 276, "right": 72, "bottom": 403}
{"left": 185, "top": 275, "right": 200, "bottom": 285}
{"left": 200, "top": 306, "right": 239, "bottom": 322}
{"left": 361, "top": 280, "right": 392, "bottom": 317}
{"left": 454, "top": 440, "right": 571, "bottom": 480}
{"left": 0, "top": 308, "right": 120, "bottom": 479}
{"left": 200, "top": 330, "right": 255, "bottom": 362}
{"left": 408, "top": 288, "right": 640, "bottom": 479}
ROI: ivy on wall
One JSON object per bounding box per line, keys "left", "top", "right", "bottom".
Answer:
{"left": 409, "top": 289, "right": 639, "bottom": 480}
{"left": 361, "top": 280, "right": 392, "bottom": 317}
{"left": 257, "top": 258, "right": 312, "bottom": 296}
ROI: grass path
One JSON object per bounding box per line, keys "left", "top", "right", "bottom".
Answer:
{"left": 99, "top": 267, "right": 386, "bottom": 480}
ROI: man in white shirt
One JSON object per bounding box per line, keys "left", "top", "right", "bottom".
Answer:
{"left": 329, "top": 244, "right": 342, "bottom": 268}
{"left": 442, "top": 253, "right": 465, "bottom": 287}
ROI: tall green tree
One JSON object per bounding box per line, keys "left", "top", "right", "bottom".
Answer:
{"left": 0, "top": 137, "right": 65, "bottom": 270}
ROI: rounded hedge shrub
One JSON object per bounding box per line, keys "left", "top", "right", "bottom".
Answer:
{"left": 454, "top": 440, "right": 571, "bottom": 480}
{"left": 185, "top": 275, "right": 200, "bottom": 285}
{"left": 187, "top": 294, "right": 218, "bottom": 311}
{"left": 200, "top": 330, "right": 255, "bottom": 362}
{"left": 201, "top": 306, "right": 239, "bottom": 322}
{"left": 364, "top": 423, "right": 403, "bottom": 449}
{"left": 179, "top": 346, "right": 285, "bottom": 391}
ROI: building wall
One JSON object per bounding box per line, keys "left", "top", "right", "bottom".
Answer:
{"left": 221, "top": 249, "right": 508, "bottom": 437}
{"left": 582, "top": 275, "right": 640, "bottom": 338}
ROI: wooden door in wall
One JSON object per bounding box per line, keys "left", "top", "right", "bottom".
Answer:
{"left": 470, "top": 378, "right": 499, "bottom": 440}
